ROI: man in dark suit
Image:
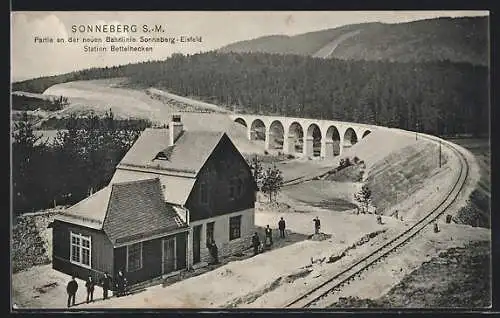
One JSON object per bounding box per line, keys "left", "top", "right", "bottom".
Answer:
{"left": 66, "top": 276, "right": 78, "bottom": 308}
{"left": 101, "top": 272, "right": 112, "bottom": 300}
{"left": 85, "top": 275, "right": 95, "bottom": 303}
{"left": 278, "top": 217, "right": 286, "bottom": 238}
{"left": 313, "top": 216, "right": 321, "bottom": 234}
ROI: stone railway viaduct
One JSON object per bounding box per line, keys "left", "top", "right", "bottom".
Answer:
{"left": 229, "top": 114, "right": 376, "bottom": 159}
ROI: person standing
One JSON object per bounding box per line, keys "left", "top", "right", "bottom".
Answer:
{"left": 66, "top": 276, "right": 78, "bottom": 308}
{"left": 208, "top": 241, "right": 219, "bottom": 264}
{"left": 115, "top": 269, "right": 127, "bottom": 297}
{"left": 252, "top": 232, "right": 261, "bottom": 256}
{"left": 85, "top": 275, "right": 95, "bottom": 303}
{"left": 101, "top": 272, "right": 112, "bottom": 300}
{"left": 278, "top": 217, "right": 286, "bottom": 238}
{"left": 313, "top": 216, "right": 321, "bottom": 234}
{"left": 264, "top": 225, "right": 273, "bottom": 249}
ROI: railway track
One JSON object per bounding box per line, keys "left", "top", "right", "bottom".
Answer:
{"left": 283, "top": 133, "right": 470, "bottom": 308}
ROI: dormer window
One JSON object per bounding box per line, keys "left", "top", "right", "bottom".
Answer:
{"left": 155, "top": 152, "right": 168, "bottom": 160}
{"left": 154, "top": 146, "right": 174, "bottom": 161}
{"left": 172, "top": 114, "right": 181, "bottom": 123}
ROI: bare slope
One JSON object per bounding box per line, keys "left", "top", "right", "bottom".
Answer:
{"left": 312, "top": 30, "right": 361, "bottom": 58}
{"left": 278, "top": 128, "right": 449, "bottom": 218}
{"left": 340, "top": 128, "right": 418, "bottom": 173}
{"left": 365, "top": 140, "right": 450, "bottom": 216}
{"left": 324, "top": 127, "right": 485, "bottom": 227}
{"left": 218, "top": 16, "right": 488, "bottom": 65}
{"left": 219, "top": 23, "right": 376, "bottom": 57}
{"left": 42, "top": 79, "right": 263, "bottom": 154}
{"left": 446, "top": 138, "right": 490, "bottom": 227}
{"left": 146, "top": 88, "right": 231, "bottom": 113}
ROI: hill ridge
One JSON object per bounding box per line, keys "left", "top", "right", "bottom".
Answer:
{"left": 218, "top": 16, "right": 488, "bottom": 66}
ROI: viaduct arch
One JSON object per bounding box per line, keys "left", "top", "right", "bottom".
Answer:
{"left": 231, "top": 114, "right": 374, "bottom": 159}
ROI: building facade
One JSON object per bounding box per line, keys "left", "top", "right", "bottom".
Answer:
{"left": 51, "top": 178, "right": 189, "bottom": 285}
{"left": 51, "top": 115, "right": 257, "bottom": 285}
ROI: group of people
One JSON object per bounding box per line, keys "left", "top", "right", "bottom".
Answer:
{"left": 251, "top": 217, "right": 288, "bottom": 256}
{"left": 66, "top": 269, "right": 128, "bottom": 308}
{"left": 66, "top": 216, "right": 324, "bottom": 307}
{"left": 251, "top": 216, "right": 323, "bottom": 255}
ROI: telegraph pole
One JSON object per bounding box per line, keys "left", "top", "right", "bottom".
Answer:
{"left": 415, "top": 122, "right": 419, "bottom": 141}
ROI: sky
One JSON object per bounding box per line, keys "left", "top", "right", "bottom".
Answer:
{"left": 11, "top": 11, "right": 488, "bottom": 81}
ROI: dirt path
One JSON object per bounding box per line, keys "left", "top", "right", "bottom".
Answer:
{"left": 146, "top": 88, "right": 231, "bottom": 114}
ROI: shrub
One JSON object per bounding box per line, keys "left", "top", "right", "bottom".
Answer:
{"left": 339, "top": 157, "right": 352, "bottom": 169}
{"left": 339, "top": 158, "right": 346, "bottom": 168}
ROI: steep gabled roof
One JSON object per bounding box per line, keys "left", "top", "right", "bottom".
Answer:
{"left": 54, "top": 187, "right": 112, "bottom": 229}
{"left": 55, "top": 178, "right": 188, "bottom": 246}
{"left": 110, "top": 169, "right": 197, "bottom": 206}
{"left": 102, "top": 178, "right": 187, "bottom": 246}
{"left": 117, "top": 128, "right": 225, "bottom": 177}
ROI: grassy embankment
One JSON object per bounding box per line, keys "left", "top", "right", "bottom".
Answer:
{"left": 329, "top": 240, "right": 491, "bottom": 308}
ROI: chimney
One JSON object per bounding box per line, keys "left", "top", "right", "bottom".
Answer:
{"left": 169, "top": 114, "right": 183, "bottom": 146}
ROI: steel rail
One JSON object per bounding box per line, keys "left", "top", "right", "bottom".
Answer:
{"left": 283, "top": 133, "right": 469, "bottom": 308}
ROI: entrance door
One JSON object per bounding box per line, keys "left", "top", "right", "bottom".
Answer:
{"left": 193, "top": 225, "right": 202, "bottom": 264}
{"left": 162, "top": 237, "right": 176, "bottom": 274}
{"left": 176, "top": 233, "right": 187, "bottom": 270}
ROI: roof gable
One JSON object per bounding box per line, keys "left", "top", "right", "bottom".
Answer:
{"left": 196, "top": 133, "right": 253, "bottom": 178}
{"left": 102, "top": 178, "right": 187, "bottom": 246}
{"left": 54, "top": 186, "right": 111, "bottom": 229}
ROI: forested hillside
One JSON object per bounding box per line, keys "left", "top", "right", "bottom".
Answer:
{"left": 219, "top": 16, "right": 488, "bottom": 66}
{"left": 12, "top": 111, "right": 149, "bottom": 215}
{"left": 219, "top": 22, "right": 379, "bottom": 57}
{"left": 331, "top": 16, "right": 488, "bottom": 65}
{"left": 12, "top": 51, "right": 489, "bottom": 136}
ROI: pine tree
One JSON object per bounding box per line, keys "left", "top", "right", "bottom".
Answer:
{"left": 261, "top": 164, "right": 284, "bottom": 203}
{"left": 354, "top": 184, "right": 372, "bottom": 214}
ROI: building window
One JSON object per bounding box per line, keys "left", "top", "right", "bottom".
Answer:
{"left": 70, "top": 232, "right": 91, "bottom": 268}
{"left": 229, "top": 179, "right": 236, "bottom": 200}
{"left": 229, "top": 177, "right": 244, "bottom": 200}
{"left": 206, "top": 222, "right": 215, "bottom": 245}
{"left": 200, "top": 181, "right": 209, "bottom": 204}
{"left": 229, "top": 215, "right": 242, "bottom": 241}
{"left": 127, "top": 242, "right": 143, "bottom": 272}
{"left": 237, "top": 178, "right": 244, "bottom": 197}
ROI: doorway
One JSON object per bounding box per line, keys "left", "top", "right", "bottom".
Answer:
{"left": 162, "top": 236, "right": 176, "bottom": 274}
{"left": 193, "top": 225, "right": 202, "bottom": 264}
